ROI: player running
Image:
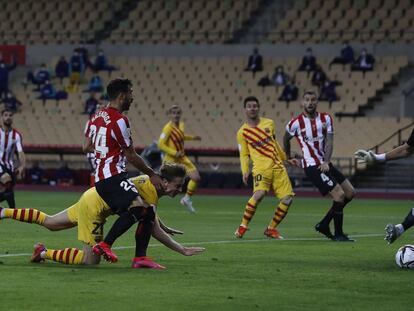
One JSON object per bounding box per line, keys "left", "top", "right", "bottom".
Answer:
{"left": 284, "top": 91, "right": 356, "bottom": 241}
{"left": 235, "top": 96, "right": 294, "bottom": 239}
{"left": 158, "top": 105, "right": 201, "bottom": 213}
{"left": 84, "top": 78, "right": 163, "bottom": 263}
{"left": 355, "top": 128, "right": 414, "bottom": 244}
{"left": 0, "top": 163, "right": 205, "bottom": 269}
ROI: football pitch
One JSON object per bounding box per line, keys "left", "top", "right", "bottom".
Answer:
{"left": 0, "top": 191, "right": 413, "bottom": 311}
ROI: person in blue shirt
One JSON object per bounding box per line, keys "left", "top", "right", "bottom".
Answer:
{"left": 38, "top": 80, "right": 56, "bottom": 103}
{"left": 55, "top": 56, "right": 69, "bottom": 83}
{"left": 330, "top": 42, "right": 354, "bottom": 68}
{"left": 0, "top": 55, "right": 17, "bottom": 100}
{"left": 94, "top": 50, "right": 116, "bottom": 73}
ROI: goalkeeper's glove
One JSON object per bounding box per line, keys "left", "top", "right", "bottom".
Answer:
{"left": 354, "top": 149, "right": 386, "bottom": 164}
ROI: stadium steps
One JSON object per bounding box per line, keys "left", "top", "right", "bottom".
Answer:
{"left": 228, "top": 0, "right": 291, "bottom": 43}
{"left": 94, "top": 0, "right": 140, "bottom": 43}
{"left": 364, "top": 64, "right": 414, "bottom": 118}
{"left": 336, "top": 62, "right": 410, "bottom": 119}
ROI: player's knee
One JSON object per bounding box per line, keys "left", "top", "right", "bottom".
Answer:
{"left": 347, "top": 187, "right": 356, "bottom": 200}
{"left": 331, "top": 187, "right": 345, "bottom": 202}
{"left": 253, "top": 190, "right": 266, "bottom": 202}
{"left": 281, "top": 196, "right": 293, "bottom": 206}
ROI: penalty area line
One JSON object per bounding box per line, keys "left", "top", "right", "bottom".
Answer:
{"left": 0, "top": 233, "right": 384, "bottom": 258}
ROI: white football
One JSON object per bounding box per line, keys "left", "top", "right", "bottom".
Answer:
{"left": 395, "top": 245, "right": 414, "bottom": 269}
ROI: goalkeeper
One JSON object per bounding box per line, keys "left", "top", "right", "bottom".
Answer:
{"left": 355, "top": 128, "right": 414, "bottom": 244}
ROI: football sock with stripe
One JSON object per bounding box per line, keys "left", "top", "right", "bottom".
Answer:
{"left": 269, "top": 202, "right": 290, "bottom": 228}
{"left": 402, "top": 207, "right": 414, "bottom": 231}
{"left": 186, "top": 180, "right": 197, "bottom": 197}
{"left": 241, "top": 198, "right": 258, "bottom": 227}
{"left": 135, "top": 218, "right": 154, "bottom": 257}
{"left": 44, "top": 248, "right": 84, "bottom": 265}
{"left": 1, "top": 207, "right": 47, "bottom": 225}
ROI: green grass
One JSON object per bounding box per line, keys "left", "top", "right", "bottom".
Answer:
{"left": 0, "top": 191, "right": 413, "bottom": 311}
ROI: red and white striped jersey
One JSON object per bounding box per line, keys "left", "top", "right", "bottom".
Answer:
{"left": 86, "top": 107, "right": 133, "bottom": 182}
{"left": 84, "top": 119, "right": 97, "bottom": 172}
{"left": 286, "top": 112, "right": 333, "bottom": 167}
{"left": 0, "top": 127, "right": 23, "bottom": 171}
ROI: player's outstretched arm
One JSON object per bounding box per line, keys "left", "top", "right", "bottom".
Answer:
{"left": 157, "top": 216, "right": 183, "bottom": 235}
{"left": 355, "top": 143, "right": 413, "bottom": 164}
{"left": 152, "top": 216, "right": 205, "bottom": 256}
{"left": 283, "top": 131, "right": 293, "bottom": 159}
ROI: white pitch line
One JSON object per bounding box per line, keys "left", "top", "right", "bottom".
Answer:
{"left": 0, "top": 233, "right": 384, "bottom": 258}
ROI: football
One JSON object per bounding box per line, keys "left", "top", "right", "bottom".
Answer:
{"left": 395, "top": 245, "right": 414, "bottom": 269}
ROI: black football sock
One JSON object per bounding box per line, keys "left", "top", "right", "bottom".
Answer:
{"left": 4, "top": 190, "right": 15, "bottom": 209}
{"left": 332, "top": 201, "right": 345, "bottom": 236}
{"left": 135, "top": 217, "right": 155, "bottom": 257}
{"left": 104, "top": 207, "right": 150, "bottom": 246}
{"left": 402, "top": 208, "right": 414, "bottom": 231}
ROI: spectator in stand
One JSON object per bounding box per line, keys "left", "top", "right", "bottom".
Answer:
{"left": 2, "top": 91, "right": 22, "bottom": 112}
{"left": 38, "top": 80, "right": 56, "bottom": 103}
{"left": 28, "top": 161, "right": 45, "bottom": 184}
{"left": 70, "top": 51, "right": 84, "bottom": 85}
{"left": 94, "top": 49, "right": 116, "bottom": 73}
{"left": 279, "top": 79, "right": 299, "bottom": 103}
{"left": 271, "top": 65, "right": 289, "bottom": 87}
{"left": 84, "top": 92, "right": 100, "bottom": 116}
{"left": 27, "top": 63, "right": 50, "bottom": 90}
{"left": 75, "top": 44, "right": 94, "bottom": 71}
{"left": 330, "top": 42, "right": 354, "bottom": 67}
{"left": 319, "top": 80, "right": 339, "bottom": 105}
{"left": 84, "top": 72, "right": 103, "bottom": 93}
{"left": 298, "top": 47, "right": 317, "bottom": 73}
{"left": 245, "top": 47, "right": 263, "bottom": 77}
{"left": 55, "top": 56, "right": 69, "bottom": 83}
{"left": 351, "top": 48, "right": 375, "bottom": 74}
{"left": 0, "top": 55, "right": 17, "bottom": 100}
{"left": 311, "top": 65, "right": 327, "bottom": 88}
{"left": 55, "top": 162, "right": 75, "bottom": 186}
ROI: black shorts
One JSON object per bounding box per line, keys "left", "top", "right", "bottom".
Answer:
{"left": 0, "top": 164, "right": 15, "bottom": 187}
{"left": 304, "top": 163, "right": 346, "bottom": 196}
{"left": 95, "top": 172, "right": 139, "bottom": 214}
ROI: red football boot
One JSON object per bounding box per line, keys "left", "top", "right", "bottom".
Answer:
{"left": 131, "top": 256, "right": 165, "bottom": 270}
{"left": 92, "top": 241, "right": 118, "bottom": 263}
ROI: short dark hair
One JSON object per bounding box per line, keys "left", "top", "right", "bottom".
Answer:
{"left": 160, "top": 163, "right": 186, "bottom": 182}
{"left": 168, "top": 105, "right": 181, "bottom": 114}
{"left": 1, "top": 108, "right": 14, "bottom": 116}
{"left": 302, "top": 90, "right": 318, "bottom": 98}
{"left": 106, "top": 78, "right": 132, "bottom": 101}
{"left": 243, "top": 96, "right": 259, "bottom": 108}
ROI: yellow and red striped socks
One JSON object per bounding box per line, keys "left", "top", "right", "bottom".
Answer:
{"left": 186, "top": 180, "right": 197, "bottom": 197}
{"left": 44, "top": 248, "right": 84, "bottom": 265}
{"left": 241, "top": 198, "right": 258, "bottom": 227}
{"left": 269, "top": 202, "right": 290, "bottom": 228}
{"left": 1, "top": 208, "right": 46, "bottom": 225}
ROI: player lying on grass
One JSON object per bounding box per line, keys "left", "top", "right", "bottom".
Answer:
{"left": 355, "top": 128, "right": 414, "bottom": 244}
{"left": 0, "top": 163, "right": 204, "bottom": 269}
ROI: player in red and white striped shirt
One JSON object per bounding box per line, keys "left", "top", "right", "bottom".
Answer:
{"left": 83, "top": 102, "right": 105, "bottom": 187}
{"left": 284, "top": 91, "right": 355, "bottom": 241}
{"left": 83, "top": 78, "right": 163, "bottom": 264}
{"left": 0, "top": 109, "right": 25, "bottom": 208}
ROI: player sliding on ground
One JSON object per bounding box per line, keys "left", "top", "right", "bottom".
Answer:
{"left": 0, "top": 163, "right": 204, "bottom": 269}
{"left": 284, "top": 91, "right": 356, "bottom": 241}
{"left": 235, "top": 96, "right": 294, "bottom": 239}
{"left": 355, "top": 127, "right": 414, "bottom": 244}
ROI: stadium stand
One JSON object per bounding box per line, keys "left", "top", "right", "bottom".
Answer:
{"left": 108, "top": 0, "right": 260, "bottom": 43}
{"left": 267, "top": 0, "right": 414, "bottom": 43}
{"left": 8, "top": 55, "right": 411, "bottom": 163}
{"left": 0, "top": 0, "right": 131, "bottom": 44}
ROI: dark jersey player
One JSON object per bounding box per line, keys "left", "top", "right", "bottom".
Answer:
{"left": 84, "top": 78, "right": 162, "bottom": 264}
{"left": 355, "top": 128, "right": 414, "bottom": 244}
